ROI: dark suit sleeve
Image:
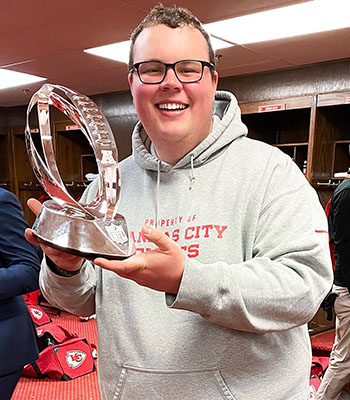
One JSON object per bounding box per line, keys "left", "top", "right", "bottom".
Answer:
{"left": 332, "top": 188, "right": 350, "bottom": 289}
{"left": 0, "top": 190, "right": 41, "bottom": 300}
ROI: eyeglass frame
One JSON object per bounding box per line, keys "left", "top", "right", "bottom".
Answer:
{"left": 130, "top": 59, "right": 215, "bottom": 84}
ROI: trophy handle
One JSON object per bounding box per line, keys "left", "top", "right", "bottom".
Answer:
{"left": 25, "top": 84, "right": 120, "bottom": 221}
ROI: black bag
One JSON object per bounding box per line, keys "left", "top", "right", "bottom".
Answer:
{"left": 320, "top": 291, "right": 338, "bottom": 321}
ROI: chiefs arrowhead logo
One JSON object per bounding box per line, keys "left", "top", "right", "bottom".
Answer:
{"left": 31, "top": 308, "right": 43, "bottom": 320}
{"left": 66, "top": 350, "right": 86, "bottom": 369}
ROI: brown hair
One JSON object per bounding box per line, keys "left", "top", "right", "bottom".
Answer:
{"left": 128, "top": 4, "right": 216, "bottom": 74}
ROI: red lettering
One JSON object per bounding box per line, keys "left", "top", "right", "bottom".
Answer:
{"left": 187, "top": 214, "right": 196, "bottom": 222}
{"left": 214, "top": 225, "right": 227, "bottom": 238}
{"left": 180, "top": 244, "right": 199, "bottom": 258}
{"left": 187, "top": 244, "right": 199, "bottom": 258}
{"left": 202, "top": 225, "right": 213, "bottom": 238}
{"left": 185, "top": 226, "right": 195, "bottom": 239}
{"left": 172, "top": 228, "right": 180, "bottom": 242}
{"left": 131, "top": 231, "right": 148, "bottom": 244}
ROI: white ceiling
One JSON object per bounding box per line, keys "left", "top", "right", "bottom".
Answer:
{"left": 1, "top": 0, "right": 349, "bottom": 107}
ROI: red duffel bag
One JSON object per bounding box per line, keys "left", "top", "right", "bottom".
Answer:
{"left": 36, "top": 322, "right": 78, "bottom": 351}
{"left": 22, "top": 337, "right": 96, "bottom": 380}
{"left": 26, "top": 303, "right": 52, "bottom": 327}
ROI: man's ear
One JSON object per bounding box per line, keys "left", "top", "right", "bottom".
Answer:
{"left": 212, "top": 70, "right": 219, "bottom": 90}
{"left": 128, "top": 72, "right": 133, "bottom": 92}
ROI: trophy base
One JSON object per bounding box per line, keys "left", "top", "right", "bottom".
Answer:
{"left": 33, "top": 200, "right": 135, "bottom": 260}
{"left": 34, "top": 235, "right": 131, "bottom": 260}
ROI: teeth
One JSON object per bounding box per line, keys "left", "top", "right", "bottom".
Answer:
{"left": 158, "top": 103, "right": 186, "bottom": 110}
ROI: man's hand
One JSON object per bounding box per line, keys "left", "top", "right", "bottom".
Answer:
{"left": 94, "top": 225, "right": 185, "bottom": 294}
{"left": 25, "top": 198, "right": 84, "bottom": 271}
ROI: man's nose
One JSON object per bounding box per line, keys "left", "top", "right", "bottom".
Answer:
{"left": 160, "top": 66, "right": 182, "bottom": 88}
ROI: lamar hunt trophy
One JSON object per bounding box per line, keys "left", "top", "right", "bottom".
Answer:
{"left": 25, "top": 84, "right": 135, "bottom": 259}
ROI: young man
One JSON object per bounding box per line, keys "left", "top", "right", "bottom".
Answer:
{"left": 316, "top": 170, "right": 350, "bottom": 400}
{"left": 0, "top": 188, "right": 41, "bottom": 400}
{"left": 26, "top": 5, "right": 333, "bottom": 400}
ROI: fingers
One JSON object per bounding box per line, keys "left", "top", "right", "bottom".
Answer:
{"left": 25, "top": 228, "right": 40, "bottom": 245}
{"left": 25, "top": 228, "right": 83, "bottom": 270}
{"left": 27, "top": 198, "right": 43, "bottom": 216}
{"left": 95, "top": 225, "right": 181, "bottom": 275}
{"left": 94, "top": 254, "right": 146, "bottom": 276}
{"left": 141, "top": 224, "right": 174, "bottom": 252}
{"left": 94, "top": 224, "right": 185, "bottom": 293}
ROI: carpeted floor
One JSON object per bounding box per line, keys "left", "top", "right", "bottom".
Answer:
{"left": 311, "top": 329, "right": 335, "bottom": 357}
{"left": 12, "top": 307, "right": 101, "bottom": 400}
{"left": 11, "top": 306, "right": 338, "bottom": 399}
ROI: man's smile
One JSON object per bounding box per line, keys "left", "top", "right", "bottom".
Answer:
{"left": 156, "top": 103, "right": 189, "bottom": 111}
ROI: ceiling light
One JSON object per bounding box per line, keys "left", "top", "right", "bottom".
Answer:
{"left": 204, "top": 0, "right": 350, "bottom": 45}
{"left": 0, "top": 69, "right": 46, "bottom": 90}
{"left": 84, "top": 36, "right": 234, "bottom": 65}
{"left": 83, "top": 0, "right": 348, "bottom": 63}
{"left": 84, "top": 41, "right": 131, "bottom": 64}
{"left": 210, "top": 36, "right": 234, "bottom": 50}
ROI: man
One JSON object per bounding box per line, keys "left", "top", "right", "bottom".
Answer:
{"left": 0, "top": 188, "right": 41, "bottom": 399}
{"left": 316, "top": 169, "right": 350, "bottom": 400}
{"left": 26, "top": 5, "right": 333, "bottom": 400}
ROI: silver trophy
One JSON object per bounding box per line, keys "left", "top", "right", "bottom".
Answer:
{"left": 25, "top": 84, "right": 135, "bottom": 260}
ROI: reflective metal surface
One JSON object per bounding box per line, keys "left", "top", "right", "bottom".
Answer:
{"left": 25, "top": 84, "right": 135, "bottom": 259}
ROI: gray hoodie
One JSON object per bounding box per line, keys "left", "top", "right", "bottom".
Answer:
{"left": 40, "top": 91, "right": 332, "bottom": 400}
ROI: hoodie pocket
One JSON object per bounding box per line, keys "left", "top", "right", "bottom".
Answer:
{"left": 113, "top": 365, "right": 237, "bottom": 400}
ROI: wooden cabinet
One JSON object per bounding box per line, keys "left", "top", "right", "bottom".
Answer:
{"left": 307, "top": 91, "right": 350, "bottom": 206}
{"left": 311, "top": 92, "right": 350, "bottom": 182}
{"left": 54, "top": 121, "right": 97, "bottom": 197}
{"left": 7, "top": 118, "right": 99, "bottom": 225}
{"left": 0, "top": 126, "right": 13, "bottom": 192}
{"left": 11, "top": 126, "right": 46, "bottom": 225}
{"left": 238, "top": 91, "right": 350, "bottom": 206}
{"left": 240, "top": 96, "right": 314, "bottom": 176}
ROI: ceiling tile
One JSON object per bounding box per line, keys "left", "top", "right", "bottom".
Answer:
{"left": 122, "top": 0, "right": 308, "bottom": 22}
{"left": 0, "top": 0, "right": 124, "bottom": 37}
{"left": 218, "top": 59, "right": 292, "bottom": 77}
{"left": 5, "top": 51, "right": 126, "bottom": 78}
{"left": 245, "top": 28, "right": 350, "bottom": 66}
{"left": 0, "top": 0, "right": 348, "bottom": 107}
{"left": 215, "top": 45, "right": 283, "bottom": 70}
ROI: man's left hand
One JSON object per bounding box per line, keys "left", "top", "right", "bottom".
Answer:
{"left": 94, "top": 225, "right": 185, "bottom": 294}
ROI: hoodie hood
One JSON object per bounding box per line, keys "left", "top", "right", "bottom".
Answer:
{"left": 132, "top": 90, "right": 248, "bottom": 172}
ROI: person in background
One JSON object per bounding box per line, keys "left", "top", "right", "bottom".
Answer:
{"left": 316, "top": 169, "right": 350, "bottom": 400}
{"left": 26, "top": 5, "right": 333, "bottom": 400}
{"left": 0, "top": 188, "right": 41, "bottom": 400}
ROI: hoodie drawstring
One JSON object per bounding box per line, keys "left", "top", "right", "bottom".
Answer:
{"left": 189, "top": 154, "right": 195, "bottom": 190}
{"left": 156, "top": 159, "right": 161, "bottom": 229}
{"left": 155, "top": 155, "right": 194, "bottom": 227}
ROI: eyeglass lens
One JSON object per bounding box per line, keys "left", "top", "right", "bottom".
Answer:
{"left": 138, "top": 60, "right": 204, "bottom": 83}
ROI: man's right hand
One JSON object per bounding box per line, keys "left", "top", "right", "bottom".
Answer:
{"left": 25, "top": 198, "right": 84, "bottom": 271}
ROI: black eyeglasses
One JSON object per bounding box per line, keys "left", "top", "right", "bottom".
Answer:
{"left": 131, "top": 59, "right": 214, "bottom": 84}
